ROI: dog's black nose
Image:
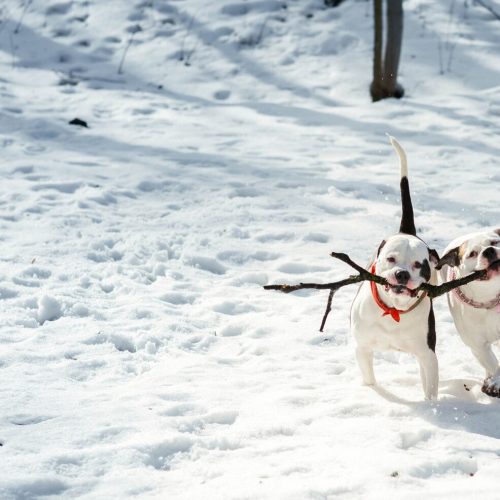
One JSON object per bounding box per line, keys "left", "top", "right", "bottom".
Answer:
{"left": 483, "top": 246, "right": 498, "bottom": 262}
{"left": 395, "top": 270, "right": 410, "bottom": 284}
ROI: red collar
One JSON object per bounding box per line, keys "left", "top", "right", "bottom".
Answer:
{"left": 370, "top": 264, "right": 403, "bottom": 322}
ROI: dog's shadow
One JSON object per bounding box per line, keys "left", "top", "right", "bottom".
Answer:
{"left": 372, "top": 379, "right": 500, "bottom": 440}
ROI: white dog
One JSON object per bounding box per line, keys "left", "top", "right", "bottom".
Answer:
{"left": 437, "top": 229, "right": 500, "bottom": 397}
{"left": 350, "top": 137, "right": 439, "bottom": 400}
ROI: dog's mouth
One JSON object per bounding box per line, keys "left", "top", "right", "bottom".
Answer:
{"left": 384, "top": 284, "right": 419, "bottom": 297}
{"left": 489, "top": 259, "right": 500, "bottom": 270}
{"left": 483, "top": 259, "right": 500, "bottom": 280}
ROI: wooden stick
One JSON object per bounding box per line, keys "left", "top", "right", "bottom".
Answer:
{"left": 419, "top": 269, "right": 487, "bottom": 298}
{"left": 320, "top": 289, "right": 335, "bottom": 333}
{"left": 263, "top": 275, "right": 365, "bottom": 293}
{"left": 264, "top": 250, "right": 488, "bottom": 331}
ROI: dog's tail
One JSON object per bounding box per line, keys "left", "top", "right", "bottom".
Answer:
{"left": 388, "top": 135, "right": 416, "bottom": 236}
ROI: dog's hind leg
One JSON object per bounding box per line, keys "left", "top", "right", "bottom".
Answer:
{"left": 356, "top": 346, "right": 376, "bottom": 386}
{"left": 469, "top": 343, "right": 499, "bottom": 378}
{"left": 467, "top": 343, "right": 500, "bottom": 397}
{"left": 416, "top": 350, "right": 439, "bottom": 400}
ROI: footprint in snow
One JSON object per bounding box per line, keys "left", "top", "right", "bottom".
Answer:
{"left": 221, "top": 1, "right": 283, "bottom": 16}
{"left": 31, "top": 182, "right": 83, "bottom": 194}
{"left": 13, "top": 266, "right": 52, "bottom": 287}
{"left": 214, "top": 90, "right": 231, "bottom": 100}
{"left": 303, "top": 232, "right": 330, "bottom": 243}
{"left": 11, "top": 166, "right": 34, "bottom": 175}
{"left": 160, "top": 403, "right": 207, "bottom": 417}
{"left": 213, "top": 302, "right": 256, "bottom": 315}
{"left": 409, "top": 456, "right": 477, "bottom": 478}
{"left": 87, "top": 238, "right": 123, "bottom": 262}
{"left": 217, "top": 250, "right": 279, "bottom": 265}
{"left": 398, "top": 429, "right": 432, "bottom": 450}
{"left": 46, "top": 2, "right": 73, "bottom": 15}
{"left": 10, "top": 415, "right": 55, "bottom": 426}
{"left": 83, "top": 333, "right": 136, "bottom": 353}
{"left": 160, "top": 292, "right": 196, "bottom": 305}
{"left": 186, "top": 256, "right": 227, "bottom": 275}
{"left": 229, "top": 272, "right": 268, "bottom": 286}
{"left": 257, "top": 232, "right": 295, "bottom": 243}
{"left": 277, "top": 262, "right": 329, "bottom": 274}
{"left": 157, "top": 392, "right": 192, "bottom": 402}
{"left": 0, "top": 287, "right": 18, "bottom": 299}
{"left": 178, "top": 410, "right": 239, "bottom": 433}
{"left": 1, "top": 478, "right": 69, "bottom": 499}
{"left": 218, "top": 324, "right": 243, "bottom": 337}
{"left": 142, "top": 437, "right": 194, "bottom": 471}
{"left": 228, "top": 186, "right": 261, "bottom": 198}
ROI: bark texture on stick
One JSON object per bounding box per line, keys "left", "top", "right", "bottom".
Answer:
{"left": 264, "top": 250, "right": 487, "bottom": 331}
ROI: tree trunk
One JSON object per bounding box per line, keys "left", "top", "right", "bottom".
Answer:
{"left": 370, "top": 0, "right": 385, "bottom": 101}
{"left": 370, "top": 0, "right": 404, "bottom": 102}
{"left": 384, "top": 0, "right": 404, "bottom": 98}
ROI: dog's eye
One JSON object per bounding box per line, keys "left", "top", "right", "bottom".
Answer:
{"left": 387, "top": 257, "right": 396, "bottom": 263}
{"left": 491, "top": 240, "right": 500, "bottom": 246}
{"left": 413, "top": 261, "right": 422, "bottom": 269}
{"left": 467, "top": 251, "right": 478, "bottom": 259}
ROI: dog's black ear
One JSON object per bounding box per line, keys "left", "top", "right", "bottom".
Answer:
{"left": 435, "top": 246, "right": 460, "bottom": 270}
{"left": 377, "top": 240, "right": 386, "bottom": 257}
{"left": 428, "top": 248, "right": 440, "bottom": 266}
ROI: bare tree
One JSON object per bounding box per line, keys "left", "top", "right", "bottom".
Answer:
{"left": 370, "top": 0, "right": 405, "bottom": 102}
{"left": 324, "top": 0, "right": 347, "bottom": 6}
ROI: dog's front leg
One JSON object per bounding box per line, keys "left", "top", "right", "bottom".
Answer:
{"left": 356, "top": 346, "right": 376, "bottom": 386}
{"left": 416, "top": 350, "right": 439, "bottom": 400}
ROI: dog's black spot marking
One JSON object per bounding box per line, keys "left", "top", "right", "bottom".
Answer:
{"left": 399, "top": 176, "right": 416, "bottom": 236}
{"left": 377, "top": 239, "right": 386, "bottom": 257}
{"left": 427, "top": 301, "right": 436, "bottom": 352}
{"left": 436, "top": 246, "right": 461, "bottom": 270}
{"left": 428, "top": 248, "right": 439, "bottom": 265}
{"left": 483, "top": 246, "right": 497, "bottom": 263}
{"left": 420, "top": 258, "right": 431, "bottom": 281}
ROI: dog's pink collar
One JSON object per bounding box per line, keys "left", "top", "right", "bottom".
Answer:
{"left": 448, "top": 268, "right": 500, "bottom": 312}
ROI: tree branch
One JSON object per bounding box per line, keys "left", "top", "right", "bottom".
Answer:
{"left": 419, "top": 269, "right": 487, "bottom": 298}
{"left": 475, "top": 0, "right": 500, "bottom": 21}
{"left": 264, "top": 250, "right": 488, "bottom": 331}
{"left": 320, "top": 289, "right": 336, "bottom": 333}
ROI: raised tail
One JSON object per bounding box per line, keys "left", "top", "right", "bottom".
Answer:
{"left": 388, "top": 135, "right": 416, "bottom": 236}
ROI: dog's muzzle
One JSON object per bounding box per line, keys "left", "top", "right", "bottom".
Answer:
{"left": 395, "top": 270, "right": 410, "bottom": 285}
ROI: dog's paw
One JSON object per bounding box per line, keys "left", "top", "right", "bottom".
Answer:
{"left": 424, "top": 392, "right": 438, "bottom": 401}
{"left": 481, "top": 375, "right": 500, "bottom": 398}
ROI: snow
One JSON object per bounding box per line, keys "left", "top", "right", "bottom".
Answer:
{"left": 0, "top": 0, "right": 499, "bottom": 498}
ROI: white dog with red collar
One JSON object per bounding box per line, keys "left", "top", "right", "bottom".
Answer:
{"left": 350, "top": 137, "right": 440, "bottom": 400}
{"left": 436, "top": 229, "right": 500, "bottom": 397}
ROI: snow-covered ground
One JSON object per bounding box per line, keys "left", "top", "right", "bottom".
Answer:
{"left": 0, "top": 0, "right": 499, "bottom": 498}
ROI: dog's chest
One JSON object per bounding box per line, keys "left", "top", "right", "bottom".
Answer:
{"left": 351, "top": 284, "right": 430, "bottom": 352}
{"left": 450, "top": 297, "right": 500, "bottom": 342}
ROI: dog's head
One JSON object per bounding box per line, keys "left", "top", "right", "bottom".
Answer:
{"left": 437, "top": 229, "right": 500, "bottom": 281}
{"left": 375, "top": 234, "right": 438, "bottom": 307}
